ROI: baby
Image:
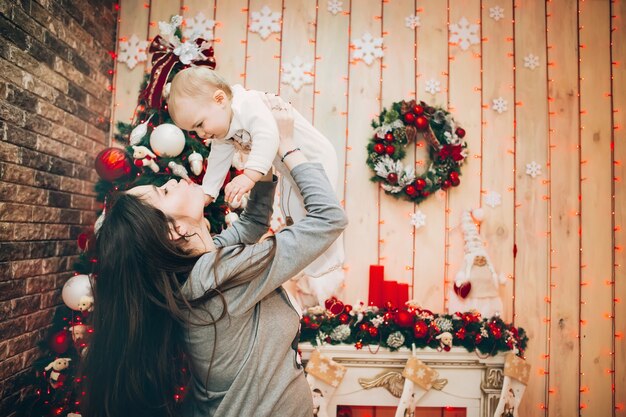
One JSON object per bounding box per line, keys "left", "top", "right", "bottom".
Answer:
{"left": 167, "top": 66, "right": 345, "bottom": 308}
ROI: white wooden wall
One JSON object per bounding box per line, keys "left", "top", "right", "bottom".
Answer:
{"left": 112, "top": 1, "right": 626, "bottom": 415}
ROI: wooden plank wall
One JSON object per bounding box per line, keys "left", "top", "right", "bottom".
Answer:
{"left": 111, "top": 0, "right": 625, "bottom": 415}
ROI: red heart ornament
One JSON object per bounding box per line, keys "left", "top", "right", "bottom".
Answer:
{"left": 453, "top": 281, "right": 472, "bottom": 299}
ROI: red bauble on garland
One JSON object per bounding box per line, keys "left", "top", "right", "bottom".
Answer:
{"left": 94, "top": 147, "right": 133, "bottom": 182}
{"left": 394, "top": 310, "right": 414, "bottom": 328}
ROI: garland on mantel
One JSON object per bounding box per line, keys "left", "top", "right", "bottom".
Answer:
{"left": 300, "top": 298, "right": 528, "bottom": 357}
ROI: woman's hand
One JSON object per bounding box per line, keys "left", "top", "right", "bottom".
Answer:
{"left": 265, "top": 94, "right": 307, "bottom": 169}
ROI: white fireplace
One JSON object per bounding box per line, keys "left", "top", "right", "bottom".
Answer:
{"left": 300, "top": 343, "right": 506, "bottom": 417}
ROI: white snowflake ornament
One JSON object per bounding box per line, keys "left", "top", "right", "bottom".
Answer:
{"left": 249, "top": 6, "right": 281, "bottom": 40}
{"left": 352, "top": 32, "right": 384, "bottom": 65}
{"left": 118, "top": 34, "right": 149, "bottom": 70}
{"left": 327, "top": 0, "right": 343, "bottom": 15}
{"left": 524, "top": 53, "right": 540, "bottom": 70}
{"left": 526, "top": 161, "right": 542, "bottom": 178}
{"left": 491, "top": 97, "right": 508, "bottom": 114}
{"left": 405, "top": 14, "right": 421, "bottom": 30}
{"left": 183, "top": 12, "right": 216, "bottom": 41}
{"left": 489, "top": 6, "right": 505, "bottom": 21}
{"left": 281, "top": 56, "right": 314, "bottom": 92}
{"left": 425, "top": 78, "right": 441, "bottom": 95}
{"left": 410, "top": 210, "right": 426, "bottom": 229}
{"left": 449, "top": 17, "right": 480, "bottom": 51}
{"left": 484, "top": 191, "right": 502, "bottom": 208}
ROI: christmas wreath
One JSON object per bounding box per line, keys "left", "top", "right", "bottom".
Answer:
{"left": 366, "top": 100, "right": 468, "bottom": 203}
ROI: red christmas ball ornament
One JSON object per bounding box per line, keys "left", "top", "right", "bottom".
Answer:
{"left": 413, "top": 104, "right": 425, "bottom": 116}
{"left": 384, "top": 133, "right": 394, "bottom": 142}
{"left": 449, "top": 171, "right": 459, "bottom": 182}
{"left": 302, "top": 316, "right": 311, "bottom": 326}
{"left": 395, "top": 310, "right": 414, "bottom": 328}
{"left": 368, "top": 327, "right": 379, "bottom": 337}
{"left": 475, "top": 334, "right": 482, "bottom": 344}
{"left": 49, "top": 330, "right": 70, "bottom": 354}
{"left": 324, "top": 297, "right": 337, "bottom": 310}
{"left": 373, "top": 142, "right": 385, "bottom": 154}
{"left": 339, "top": 313, "right": 350, "bottom": 324}
{"left": 415, "top": 115, "right": 429, "bottom": 131}
{"left": 387, "top": 173, "right": 398, "bottom": 184}
{"left": 441, "top": 180, "right": 451, "bottom": 190}
{"left": 421, "top": 190, "right": 430, "bottom": 197}
{"left": 455, "top": 127, "right": 466, "bottom": 138}
{"left": 385, "top": 144, "right": 396, "bottom": 155}
{"left": 359, "top": 322, "right": 370, "bottom": 332}
{"left": 413, "top": 321, "right": 428, "bottom": 338}
{"left": 405, "top": 185, "right": 417, "bottom": 196}
{"left": 404, "top": 112, "right": 416, "bottom": 124}
{"left": 451, "top": 177, "right": 460, "bottom": 187}
{"left": 415, "top": 178, "right": 427, "bottom": 190}
{"left": 329, "top": 301, "right": 345, "bottom": 316}
{"left": 344, "top": 305, "right": 353, "bottom": 314}
{"left": 95, "top": 148, "right": 133, "bottom": 182}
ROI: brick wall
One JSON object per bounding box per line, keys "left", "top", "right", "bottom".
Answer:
{"left": 0, "top": 0, "right": 117, "bottom": 414}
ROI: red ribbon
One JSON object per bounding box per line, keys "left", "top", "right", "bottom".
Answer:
{"left": 141, "top": 35, "right": 216, "bottom": 109}
{"left": 438, "top": 144, "right": 464, "bottom": 162}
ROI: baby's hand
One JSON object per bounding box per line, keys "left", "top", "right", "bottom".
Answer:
{"left": 264, "top": 95, "right": 296, "bottom": 156}
{"left": 225, "top": 173, "right": 255, "bottom": 204}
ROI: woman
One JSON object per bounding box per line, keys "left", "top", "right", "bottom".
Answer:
{"left": 82, "top": 103, "right": 348, "bottom": 417}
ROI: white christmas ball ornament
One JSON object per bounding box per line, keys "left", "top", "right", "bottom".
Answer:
{"left": 62, "top": 274, "right": 93, "bottom": 311}
{"left": 150, "top": 123, "right": 186, "bottom": 157}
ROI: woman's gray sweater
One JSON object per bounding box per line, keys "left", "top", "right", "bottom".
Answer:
{"left": 181, "top": 163, "right": 348, "bottom": 417}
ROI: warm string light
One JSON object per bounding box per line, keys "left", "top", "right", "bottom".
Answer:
{"left": 609, "top": 0, "right": 619, "bottom": 412}
{"left": 310, "top": 1, "right": 320, "bottom": 126}
{"left": 276, "top": 0, "right": 286, "bottom": 96}
{"left": 544, "top": 0, "right": 554, "bottom": 412}
{"left": 377, "top": 3, "right": 384, "bottom": 265}
{"left": 241, "top": 3, "right": 251, "bottom": 86}
{"left": 577, "top": 0, "right": 584, "bottom": 411}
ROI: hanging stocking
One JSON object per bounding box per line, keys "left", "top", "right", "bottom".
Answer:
{"left": 305, "top": 349, "right": 347, "bottom": 417}
{"left": 493, "top": 352, "right": 531, "bottom": 417}
{"left": 395, "top": 356, "right": 439, "bottom": 417}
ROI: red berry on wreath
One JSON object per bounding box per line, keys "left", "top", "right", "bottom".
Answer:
{"left": 421, "top": 190, "right": 430, "bottom": 197}
{"left": 368, "top": 327, "right": 379, "bottom": 337}
{"left": 387, "top": 173, "right": 398, "bottom": 183}
{"left": 455, "top": 127, "right": 466, "bottom": 138}
{"left": 404, "top": 112, "right": 416, "bottom": 124}
{"left": 359, "top": 322, "right": 370, "bottom": 332}
{"left": 405, "top": 185, "right": 417, "bottom": 196}
{"left": 415, "top": 115, "right": 429, "bottom": 131}
{"left": 415, "top": 178, "right": 426, "bottom": 190}
{"left": 384, "top": 132, "right": 394, "bottom": 142}
{"left": 442, "top": 180, "right": 451, "bottom": 190}
{"left": 339, "top": 313, "right": 350, "bottom": 324}
{"left": 373, "top": 143, "right": 385, "bottom": 154}
{"left": 449, "top": 171, "right": 459, "bottom": 181}
{"left": 413, "top": 104, "right": 424, "bottom": 116}
{"left": 385, "top": 145, "right": 396, "bottom": 155}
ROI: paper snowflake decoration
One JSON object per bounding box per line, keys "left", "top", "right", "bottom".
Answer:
{"left": 524, "top": 53, "right": 540, "bottom": 70}
{"left": 281, "top": 56, "right": 314, "bottom": 92}
{"left": 484, "top": 191, "right": 502, "bottom": 208}
{"left": 526, "top": 161, "right": 542, "bottom": 178}
{"left": 327, "top": 0, "right": 343, "bottom": 15}
{"left": 352, "top": 32, "right": 384, "bottom": 65}
{"left": 491, "top": 97, "right": 508, "bottom": 114}
{"left": 249, "top": 6, "right": 281, "bottom": 40}
{"left": 489, "top": 6, "right": 505, "bottom": 21}
{"left": 183, "top": 12, "right": 216, "bottom": 41}
{"left": 425, "top": 78, "right": 441, "bottom": 95}
{"left": 449, "top": 17, "right": 480, "bottom": 51}
{"left": 410, "top": 211, "right": 426, "bottom": 229}
{"left": 405, "top": 14, "right": 421, "bottom": 30}
{"left": 118, "top": 34, "right": 148, "bottom": 70}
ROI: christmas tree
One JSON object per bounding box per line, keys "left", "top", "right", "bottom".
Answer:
{"left": 19, "top": 15, "right": 228, "bottom": 416}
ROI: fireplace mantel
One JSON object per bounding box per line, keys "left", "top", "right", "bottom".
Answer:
{"left": 299, "top": 343, "right": 506, "bottom": 417}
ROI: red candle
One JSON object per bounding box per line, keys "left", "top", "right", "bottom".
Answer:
{"left": 397, "top": 283, "right": 409, "bottom": 307}
{"left": 383, "top": 280, "right": 398, "bottom": 307}
{"left": 368, "top": 265, "right": 384, "bottom": 307}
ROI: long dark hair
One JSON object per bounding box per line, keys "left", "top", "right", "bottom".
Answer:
{"left": 82, "top": 192, "right": 275, "bottom": 417}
